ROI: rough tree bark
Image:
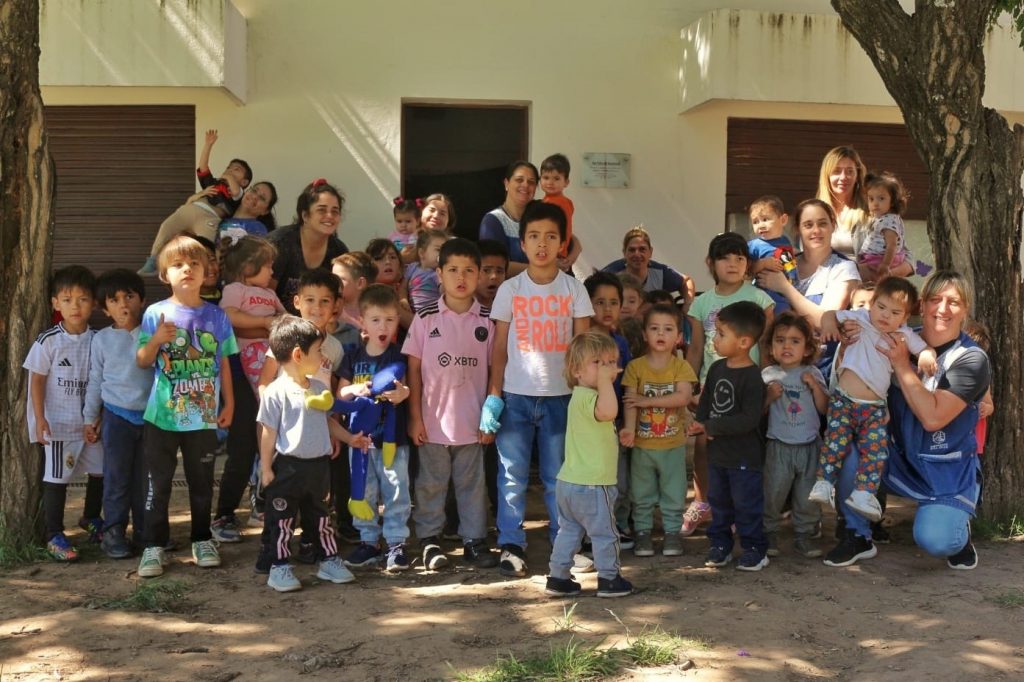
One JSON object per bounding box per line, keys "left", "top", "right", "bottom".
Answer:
{"left": 834, "top": 0, "right": 1024, "bottom": 519}
{"left": 0, "top": 0, "right": 54, "bottom": 546}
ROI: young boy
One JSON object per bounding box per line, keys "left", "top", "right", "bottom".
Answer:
{"left": 476, "top": 239, "right": 509, "bottom": 309}
{"left": 545, "top": 332, "right": 633, "bottom": 599}
{"left": 620, "top": 304, "right": 697, "bottom": 557}
{"left": 258, "top": 315, "right": 370, "bottom": 592}
{"left": 484, "top": 200, "right": 594, "bottom": 577}
{"left": 331, "top": 252, "right": 377, "bottom": 355}
{"left": 747, "top": 196, "right": 796, "bottom": 313}
{"left": 812, "top": 277, "right": 936, "bottom": 530}
{"left": 24, "top": 265, "right": 103, "bottom": 561}
{"left": 195, "top": 236, "right": 223, "bottom": 305}
{"left": 140, "top": 129, "right": 251, "bottom": 274}
{"left": 688, "top": 301, "right": 768, "bottom": 571}
{"left": 136, "top": 234, "right": 239, "bottom": 577}
{"left": 83, "top": 269, "right": 153, "bottom": 559}
{"left": 583, "top": 271, "right": 634, "bottom": 546}
{"left": 540, "top": 153, "right": 576, "bottom": 265}
{"left": 404, "top": 238, "right": 500, "bottom": 569}
{"left": 340, "top": 285, "right": 413, "bottom": 572}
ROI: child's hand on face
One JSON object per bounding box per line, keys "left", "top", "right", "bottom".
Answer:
{"left": 917, "top": 348, "right": 939, "bottom": 376}
{"left": 597, "top": 363, "right": 621, "bottom": 385}
{"left": 152, "top": 313, "right": 177, "bottom": 346}
{"left": 618, "top": 428, "right": 635, "bottom": 448}
{"left": 766, "top": 381, "right": 783, "bottom": 404}
{"left": 204, "top": 129, "right": 218, "bottom": 146}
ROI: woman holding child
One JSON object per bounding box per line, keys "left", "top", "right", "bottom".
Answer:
{"left": 479, "top": 161, "right": 540, "bottom": 276}
{"left": 816, "top": 146, "right": 913, "bottom": 280}
{"left": 268, "top": 180, "right": 349, "bottom": 314}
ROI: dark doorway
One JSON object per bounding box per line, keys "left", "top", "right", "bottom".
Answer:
{"left": 401, "top": 103, "right": 529, "bottom": 241}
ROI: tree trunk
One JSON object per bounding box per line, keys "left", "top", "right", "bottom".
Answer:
{"left": 833, "top": 0, "right": 1024, "bottom": 519}
{"left": 0, "top": 0, "right": 54, "bottom": 546}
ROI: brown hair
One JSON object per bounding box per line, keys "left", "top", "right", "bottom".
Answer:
{"left": 157, "top": 234, "right": 209, "bottom": 280}
{"left": 864, "top": 171, "right": 909, "bottom": 215}
{"left": 222, "top": 236, "right": 277, "bottom": 284}
{"left": 764, "top": 311, "right": 819, "bottom": 365}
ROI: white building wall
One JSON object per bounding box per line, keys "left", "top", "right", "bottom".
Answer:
{"left": 39, "top": 0, "right": 1024, "bottom": 289}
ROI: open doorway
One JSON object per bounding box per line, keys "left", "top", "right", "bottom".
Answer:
{"left": 401, "top": 102, "right": 529, "bottom": 241}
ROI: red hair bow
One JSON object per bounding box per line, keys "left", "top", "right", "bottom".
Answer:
{"left": 311, "top": 178, "right": 328, "bottom": 189}
{"left": 415, "top": 197, "right": 425, "bottom": 209}
{"left": 393, "top": 196, "right": 405, "bottom": 206}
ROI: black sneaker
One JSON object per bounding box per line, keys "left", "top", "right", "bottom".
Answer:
{"left": 421, "top": 537, "right": 449, "bottom": 570}
{"left": 344, "top": 542, "right": 382, "bottom": 568}
{"left": 335, "top": 522, "right": 360, "bottom": 545}
{"left": 385, "top": 543, "right": 411, "bottom": 572}
{"left": 871, "top": 521, "right": 891, "bottom": 544}
{"left": 823, "top": 529, "right": 877, "bottom": 567}
{"left": 499, "top": 543, "right": 528, "bottom": 577}
{"left": 596, "top": 574, "right": 634, "bottom": 598}
{"left": 736, "top": 548, "right": 769, "bottom": 572}
{"left": 544, "top": 576, "right": 582, "bottom": 597}
{"left": 947, "top": 541, "right": 978, "bottom": 570}
{"left": 617, "top": 527, "right": 635, "bottom": 550}
{"left": 296, "top": 539, "right": 319, "bottom": 565}
{"left": 100, "top": 525, "right": 132, "bottom": 560}
{"left": 464, "top": 540, "right": 500, "bottom": 568}
{"left": 704, "top": 545, "right": 732, "bottom": 568}
{"left": 254, "top": 542, "right": 272, "bottom": 575}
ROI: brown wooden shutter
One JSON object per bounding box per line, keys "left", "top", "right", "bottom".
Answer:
{"left": 726, "top": 118, "right": 930, "bottom": 221}
{"left": 46, "top": 105, "right": 195, "bottom": 306}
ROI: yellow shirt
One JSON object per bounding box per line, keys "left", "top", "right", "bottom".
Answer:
{"left": 623, "top": 355, "right": 697, "bottom": 450}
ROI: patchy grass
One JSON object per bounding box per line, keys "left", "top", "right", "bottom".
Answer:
{"left": 988, "top": 588, "right": 1024, "bottom": 608}
{"left": 452, "top": 626, "right": 703, "bottom": 681}
{"left": 551, "top": 601, "right": 591, "bottom": 633}
{"left": 97, "top": 579, "right": 189, "bottom": 613}
{"left": 972, "top": 514, "right": 1024, "bottom": 541}
{"left": 0, "top": 521, "right": 48, "bottom": 568}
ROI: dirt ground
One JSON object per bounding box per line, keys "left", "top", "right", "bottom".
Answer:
{"left": 1, "top": 482, "right": 1022, "bottom": 682}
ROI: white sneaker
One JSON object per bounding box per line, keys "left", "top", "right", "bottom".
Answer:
{"left": 570, "top": 553, "right": 595, "bottom": 574}
{"left": 845, "top": 490, "right": 883, "bottom": 522}
{"left": 316, "top": 556, "right": 356, "bottom": 584}
{"left": 808, "top": 480, "right": 835, "bottom": 509}
{"left": 267, "top": 563, "right": 302, "bottom": 592}
{"left": 137, "top": 547, "right": 165, "bottom": 578}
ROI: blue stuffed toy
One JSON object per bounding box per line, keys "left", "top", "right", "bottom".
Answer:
{"left": 306, "top": 362, "right": 405, "bottom": 521}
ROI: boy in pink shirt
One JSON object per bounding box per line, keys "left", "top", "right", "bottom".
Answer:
{"left": 404, "top": 239, "right": 500, "bottom": 570}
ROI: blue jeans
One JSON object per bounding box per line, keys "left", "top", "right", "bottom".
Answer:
{"left": 913, "top": 503, "right": 972, "bottom": 557}
{"left": 707, "top": 464, "right": 767, "bottom": 556}
{"left": 495, "top": 392, "right": 570, "bottom": 548}
{"left": 549, "top": 482, "right": 620, "bottom": 581}
{"left": 837, "top": 447, "right": 873, "bottom": 539}
{"left": 352, "top": 445, "right": 411, "bottom": 545}
{"left": 101, "top": 411, "right": 148, "bottom": 535}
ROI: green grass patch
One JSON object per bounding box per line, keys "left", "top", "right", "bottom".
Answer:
{"left": 0, "top": 522, "right": 48, "bottom": 568}
{"left": 972, "top": 514, "right": 1024, "bottom": 541}
{"left": 98, "top": 579, "right": 189, "bottom": 613}
{"left": 988, "top": 588, "right": 1024, "bottom": 608}
{"left": 452, "top": 628, "right": 700, "bottom": 681}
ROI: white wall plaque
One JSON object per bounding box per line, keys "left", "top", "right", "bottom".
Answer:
{"left": 581, "top": 152, "right": 631, "bottom": 188}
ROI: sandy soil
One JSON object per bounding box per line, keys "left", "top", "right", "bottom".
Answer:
{"left": 1, "top": 485, "right": 1022, "bottom": 681}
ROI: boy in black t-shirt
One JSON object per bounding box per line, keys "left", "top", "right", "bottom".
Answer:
{"left": 688, "top": 301, "right": 768, "bottom": 571}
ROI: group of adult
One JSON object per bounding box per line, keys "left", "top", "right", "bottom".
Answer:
{"left": 225, "top": 150, "right": 988, "bottom": 571}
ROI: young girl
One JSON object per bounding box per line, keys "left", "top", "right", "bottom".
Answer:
{"left": 366, "top": 239, "right": 414, "bottom": 331}
{"left": 220, "top": 236, "right": 286, "bottom": 394}
{"left": 404, "top": 229, "right": 447, "bottom": 313}
{"left": 761, "top": 312, "right": 828, "bottom": 558}
{"left": 859, "top": 172, "right": 910, "bottom": 282}
{"left": 420, "top": 193, "right": 455, "bottom": 232}
{"left": 388, "top": 197, "right": 422, "bottom": 251}
{"left": 683, "top": 232, "right": 774, "bottom": 536}
{"left": 617, "top": 273, "right": 646, "bottom": 320}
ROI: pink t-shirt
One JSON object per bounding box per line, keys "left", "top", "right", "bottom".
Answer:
{"left": 402, "top": 297, "right": 494, "bottom": 445}
{"left": 220, "top": 282, "right": 286, "bottom": 352}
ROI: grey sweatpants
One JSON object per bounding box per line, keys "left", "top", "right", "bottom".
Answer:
{"left": 413, "top": 442, "right": 488, "bottom": 541}
{"left": 763, "top": 438, "right": 821, "bottom": 535}
{"left": 549, "top": 481, "right": 620, "bottom": 581}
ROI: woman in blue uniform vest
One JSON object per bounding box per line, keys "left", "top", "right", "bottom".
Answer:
{"left": 837, "top": 270, "right": 990, "bottom": 569}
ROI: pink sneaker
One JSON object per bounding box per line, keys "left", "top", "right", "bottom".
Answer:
{"left": 680, "top": 501, "right": 711, "bottom": 536}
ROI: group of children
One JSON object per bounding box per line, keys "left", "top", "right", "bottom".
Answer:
{"left": 29, "top": 148, "right": 963, "bottom": 597}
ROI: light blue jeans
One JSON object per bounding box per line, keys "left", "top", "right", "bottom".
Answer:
{"left": 352, "top": 445, "right": 411, "bottom": 545}
{"left": 495, "top": 392, "right": 570, "bottom": 548}
{"left": 549, "top": 482, "right": 620, "bottom": 581}
{"left": 838, "top": 448, "right": 973, "bottom": 557}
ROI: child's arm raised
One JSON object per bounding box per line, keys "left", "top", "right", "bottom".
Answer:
{"left": 137, "top": 313, "right": 176, "bottom": 368}
{"left": 197, "top": 129, "right": 217, "bottom": 176}
{"left": 594, "top": 363, "right": 620, "bottom": 423}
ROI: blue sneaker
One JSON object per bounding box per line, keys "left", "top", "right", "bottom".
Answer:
{"left": 344, "top": 542, "right": 381, "bottom": 568}
{"left": 210, "top": 516, "right": 242, "bottom": 543}
{"left": 267, "top": 563, "right": 302, "bottom": 592}
{"left": 317, "top": 556, "right": 356, "bottom": 583}
{"left": 704, "top": 546, "right": 732, "bottom": 568}
{"left": 78, "top": 516, "right": 104, "bottom": 543}
{"left": 47, "top": 533, "right": 79, "bottom": 562}
{"left": 385, "top": 543, "right": 410, "bottom": 572}
{"left": 736, "top": 548, "right": 769, "bottom": 572}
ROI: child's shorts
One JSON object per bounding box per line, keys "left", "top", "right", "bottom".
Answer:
{"left": 43, "top": 439, "right": 103, "bottom": 484}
